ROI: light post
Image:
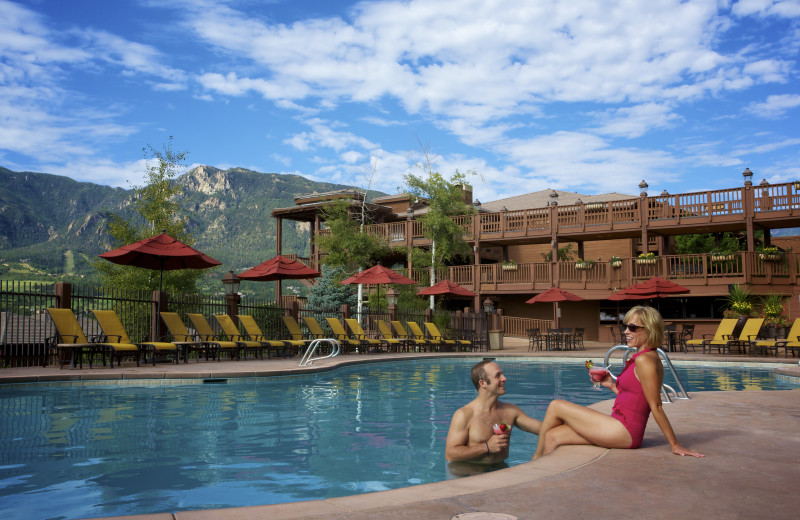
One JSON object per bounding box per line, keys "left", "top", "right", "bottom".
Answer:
{"left": 222, "top": 270, "right": 241, "bottom": 320}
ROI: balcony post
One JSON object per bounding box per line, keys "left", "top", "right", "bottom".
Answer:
{"left": 742, "top": 170, "right": 755, "bottom": 251}
{"left": 276, "top": 216, "right": 283, "bottom": 304}
{"left": 639, "top": 180, "right": 648, "bottom": 255}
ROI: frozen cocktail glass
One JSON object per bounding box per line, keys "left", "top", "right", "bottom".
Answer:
{"left": 586, "top": 360, "right": 609, "bottom": 390}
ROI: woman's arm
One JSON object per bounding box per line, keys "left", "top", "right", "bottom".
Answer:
{"left": 635, "top": 355, "right": 704, "bottom": 458}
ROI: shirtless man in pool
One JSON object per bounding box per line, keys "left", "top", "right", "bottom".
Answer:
{"left": 445, "top": 360, "right": 542, "bottom": 465}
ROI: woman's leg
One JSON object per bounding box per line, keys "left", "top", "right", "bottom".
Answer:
{"left": 533, "top": 399, "right": 632, "bottom": 459}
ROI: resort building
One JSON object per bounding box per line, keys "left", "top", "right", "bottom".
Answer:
{"left": 272, "top": 170, "right": 800, "bottom": 343}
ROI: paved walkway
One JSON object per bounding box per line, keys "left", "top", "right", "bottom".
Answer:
{"left": 2, "top": 339, "right": 799, "bottom": 520}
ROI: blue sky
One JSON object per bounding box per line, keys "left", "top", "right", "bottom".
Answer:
{"left": 1, "top": 0, "right": 799, "bottom": 202}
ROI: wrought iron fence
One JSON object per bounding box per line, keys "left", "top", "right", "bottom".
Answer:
{"left": 0, "top": 281, "right": 56, "bottom": 367}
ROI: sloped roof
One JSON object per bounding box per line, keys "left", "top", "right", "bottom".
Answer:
{"left": 480, "top": 189, "right": 638, "bottom": 212}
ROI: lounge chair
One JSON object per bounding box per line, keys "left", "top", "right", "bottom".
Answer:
{"left": 390, "top": 320, "right": 430, "bottom": 352}
{"left": 424, "top": 321, "right": 472, "bottom": 351}
{"left": 705, "top": 318, "right": 764, "bottom": 355}
{"left": 302, "top": 316, "right": 328, "bottom": 340}
{"left": 685, "top": 318, "right": 737, "bottom": 352}
{"left": 46, "top": 308, "right": 137, "bottom": 369}
{"left": 406, "top": 321, "right": 443, "bottom": 352}
{"left": 377, "top": 320, "right": 408, "bottom": 352}
{"left": 753, "top": 318, "right": 800, "bottom": 357}
{"left": 344, "top": 318, "right": 388, "bottom": 353}
{"left": 238, "top": 314, "right": 296, "bottom": 357}
{"left": 92, "top": 309, "right": 179, "bottom": 366}
{"left": 187, "top": 313, "right": 241, "bottom": 360}
{"left": 214, "top": 314, "right": 281, "bottom": 359}
{"left": 159, "top": 311, "right": 216, "bottom": 362}
{"left": 324, "top": 317, "right": 369, "bottom": 354}
{"left": 280, "top": 316, "right": 314, "bottom": 348}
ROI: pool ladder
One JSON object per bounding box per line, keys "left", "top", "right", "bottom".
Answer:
{"left": 603, "top": 345, "right": 690, "bottom": 403}
{"left": 298, "top": 338, "right": 341, "bottom": 367}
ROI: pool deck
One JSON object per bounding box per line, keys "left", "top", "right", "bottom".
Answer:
{"left": 3, "top": 340, "right": 799, "bottom": 520}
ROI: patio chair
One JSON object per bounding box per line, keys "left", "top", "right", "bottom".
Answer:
{"left": 214, "top": 314, "right": 283, "bottom": 359}
{"left": 424, "top": 322, "right": 472, "bottom": 351}
{"left": 345, "top": 318, "right": 388, "bottom": 353}
{"left": 159, "top": 311, "right": 216, "bottom": 362}
{"left": 238, "top": 314, "right": 297, "bottom": 357}
{"left": 324, "top": 317, "right": 369, "bottom": 354}
{"left": 676, "top": 324, "right": 695, "bottom": 353}
{"left": 46, "top": 308, "right": 136, "bottom": 369}
{"left": 390, "top": 320, "right": 430, "bottom": 352}
{"left": 377, "top": 320, "right": 409, "bottom": 352}
{"left": 407, "top": 321, "right": 443, "bottom": 352}
{"left": 685, "top": 319, "right": 737, "bottom": 352}
{"left": 753, "top": 318, "right": 800, "bottom": 357}
{"left": 92, "top": 309, "right": 179, "bottom": 366}
{"left": 705, "top": 318, "right": 764, "bottom": 355}
{"left": 571, "top": 327, "right": 585, "bottom": 350}
{"left": 527, "top": 328, "right": 544, "bottom": 351}
{"left": 187, "top": 313, "right": 241, "bottom": 360}
{"left": 302, "top": 317, "right": 329, "bottom": 340}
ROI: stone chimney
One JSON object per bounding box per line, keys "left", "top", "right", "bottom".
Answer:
{"left": 455, "top": 183, "right": 473, "bottom": 205}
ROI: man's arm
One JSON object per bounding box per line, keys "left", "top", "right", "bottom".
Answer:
{"left": 445, "top": 408, "right": 491, "bottom": 461}
{"left": 507, "top": 404, "right": 542, "bottom": 435}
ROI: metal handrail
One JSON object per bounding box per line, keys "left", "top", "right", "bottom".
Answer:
{"left": 299, "top": 338, "right": 340, "bottom": 367}
{"left": 603, "top": 345, "right": 690, "bottom": 403}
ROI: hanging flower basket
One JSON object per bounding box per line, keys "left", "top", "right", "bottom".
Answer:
{"left": 575, "top": 262, "right": 593, "bottom": 270}
{"left": 636, "top": 258, "right": 656, "bottom": 265}
{"left": 710, "top": 253, "right": 734, "bottom": 262}
{"left": 758, "top": 253, "right": 782, "bottom": 262}
{"left": 610, "top": 260, "right": 622, "bottom": 268}
{"left": 502, "top": 264, "right": 518, "bottom": 271}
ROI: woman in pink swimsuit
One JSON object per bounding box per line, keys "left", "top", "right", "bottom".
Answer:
{"left": 533, "top": 305, "right": 704, "bottom": 459}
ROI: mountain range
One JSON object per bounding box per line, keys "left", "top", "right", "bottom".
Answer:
{"left": 0, "top": 165, "right": 384, "bottom": 291}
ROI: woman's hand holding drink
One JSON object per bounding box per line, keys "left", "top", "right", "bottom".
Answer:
{"left": 585, "top": 360, "right": 609, "bottom": 390}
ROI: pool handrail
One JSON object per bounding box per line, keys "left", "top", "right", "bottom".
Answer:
{"left": 603, "top": 345, "right": 690, "bottom": 403}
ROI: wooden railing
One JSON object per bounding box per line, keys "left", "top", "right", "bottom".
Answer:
{"left": 503, "top": 316, "right": 552, "bottom": 338}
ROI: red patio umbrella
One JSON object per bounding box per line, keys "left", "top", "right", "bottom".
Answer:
{"left": 608, "top": 277, "right": 690, "bottom": 301}
{"left": 237, "top": 255, "right": 320, "bottom": 282}
{"left": 99, "top": 232, "right": 221, "bottom": 294}
{"left": 416, "top": 279, "right": 476, "bottom": 298}
{"left": 341, "top": 265, "right": 416, "bottom": 305}
{"left": 525, "top": 287, "right": 584, "bottom": 328}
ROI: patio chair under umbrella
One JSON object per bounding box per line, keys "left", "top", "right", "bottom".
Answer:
{"left": 99, "top": 231, "right": 221, "bottom": 295}
{"left": 525, "top": 286, "right": 584, "bottom": 328}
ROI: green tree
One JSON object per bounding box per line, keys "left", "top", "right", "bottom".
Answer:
{"left": 674, "top": 233, "right": 740, "bottom": 254}
{"left": 94, "top": 137, "right": 205, "bottom": 294}
{"left": 307, "top": 265, "right": 358, "bottom": 309}
{"left": 315, "top": 199, "right": 388, "bottom": 273}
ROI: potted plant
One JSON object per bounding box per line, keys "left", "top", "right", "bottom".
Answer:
{"left": 501, "top": 259, "right": 517, "bottom": 271}
{"left": 758, "top": 246, "right": 783, "bottom": 262}
{"left": 575, "top": 258, "right": 595, "bottom": 270}
{"left": 636, "top": 252, "right": 656, "bottom": 265}
{"left": 759, "top": 293, "right": 788, "bottom": 338}
{"left": 722, "top": 284, "right": 753, "bottom": 319}
{"left": 609, "top": 256, "right": 622, "bottom": 268}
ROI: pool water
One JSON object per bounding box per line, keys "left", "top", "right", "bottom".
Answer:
{"left": 0, "top": 359, "right": 796, "bottom": 520}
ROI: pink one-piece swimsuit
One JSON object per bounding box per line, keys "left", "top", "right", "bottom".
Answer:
{"left": 610, "top": 348, "right": 654, "bottom": 449}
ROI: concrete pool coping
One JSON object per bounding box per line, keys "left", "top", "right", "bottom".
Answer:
{"left": 2, "top": 339, "right": 799, "bottom": 519}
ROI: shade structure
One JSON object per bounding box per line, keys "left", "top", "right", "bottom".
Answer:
{"left": 341, "top": 265, "right": 416, "bottom": 286}
{"left": 237, "top": 255, "right": 320, "bottom": 282}
{"left": 525, "top": 287, "right": 584, "bottom": 328}
{"left": 341, "top": 265, "right": 416, "bottom": 308}
{"left": 99, "top": 232, "right": 221, "bottom": 294}
{"left": 416, "top": 279, "right": 476, "bottom": 298}
{"left": 608, "top": 277, "right": 690, "bottom": 301}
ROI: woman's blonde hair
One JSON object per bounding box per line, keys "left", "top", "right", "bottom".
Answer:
{"left": 624, "top": 305, "right": 664, "bottom": 348}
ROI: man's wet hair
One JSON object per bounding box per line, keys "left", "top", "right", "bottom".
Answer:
{"left": 471, "top": 359, "right": 495, "bottom": 390}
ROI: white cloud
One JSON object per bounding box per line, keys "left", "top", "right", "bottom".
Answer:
{"left": 592, "top": 104, "right": 682, "bottom": 139}
{"left": 733, "top": 0, "right": 800, "bottom": 18}
{"left": 746, "top": 94, "right": 800, "bottom": 118}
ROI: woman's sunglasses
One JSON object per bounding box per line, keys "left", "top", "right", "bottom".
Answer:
{"left": 623, "top": 323, "right": 643, "bottom": 332}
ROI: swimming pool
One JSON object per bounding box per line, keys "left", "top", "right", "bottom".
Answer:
{"left": 0, "top": 358, "right": 796, "bottom": 520}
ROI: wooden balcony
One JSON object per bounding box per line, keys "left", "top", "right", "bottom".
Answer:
{"left": 407, "top": 252, "right": 798, "bottom": 299}
{"left": 351, "top": 181, "right": 800, "bottom": 246}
